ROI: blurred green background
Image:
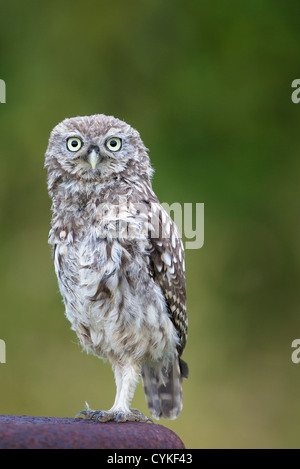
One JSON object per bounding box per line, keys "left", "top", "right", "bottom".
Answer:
{"left": 0, "top": 0, "right": 300, "bottom": 449}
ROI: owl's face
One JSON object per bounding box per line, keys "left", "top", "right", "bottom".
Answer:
{"left": 45, "top": 114, "right": 152, "bottom": 185}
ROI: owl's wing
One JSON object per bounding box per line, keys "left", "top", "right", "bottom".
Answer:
{"left": 147, "top": 202, "right": 188, "bottom": 357}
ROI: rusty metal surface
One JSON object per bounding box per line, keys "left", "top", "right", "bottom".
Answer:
{"left": 0, "top": 415, "right": 185, "bottom": 449}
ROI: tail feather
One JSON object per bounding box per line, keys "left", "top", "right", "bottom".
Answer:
{"left": 141, "top": 355, "right": 189, "bottom": 420}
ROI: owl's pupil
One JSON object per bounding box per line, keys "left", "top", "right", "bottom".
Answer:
{"left": 110, "top": 140, "right": 117, "bottom": 147}
{"left": 71, "top": 140, "right": 78, "bottom": 147}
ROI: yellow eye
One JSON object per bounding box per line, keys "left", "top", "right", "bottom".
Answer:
{"left": 67, "top": 137, "right": 82, "bottom": 152}
{"left": 106, "top": 137, "right": 122, "bottom": 152}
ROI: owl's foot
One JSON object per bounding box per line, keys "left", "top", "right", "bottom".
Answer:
{"left": 75, "top": 407, "right": 153, "bottom": 423}
{"left": 114, "top": 408, "right": 153, "bottom": 423}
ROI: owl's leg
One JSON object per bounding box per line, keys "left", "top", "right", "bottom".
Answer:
{"left": 75, "top": 362, "right": 152, "bottom": 423}
{"left": 109, "top": 362, "right": 146, "bottom": 421}
{"left": 110, "top": 363, "right": 133, "bottom": 414}
{"left": 100, "top": 362, "right": 152, "bottom": 422}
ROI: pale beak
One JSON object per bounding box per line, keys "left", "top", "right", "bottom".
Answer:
{"left": 87, "top": 149, "right": 100, "bottom": 170}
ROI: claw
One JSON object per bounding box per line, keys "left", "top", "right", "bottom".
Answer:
{"left": 95, "top": 412, "right": 105, "bottom": 421}
{"left": 74, "top": 410, "right": 89, "bottom": 419}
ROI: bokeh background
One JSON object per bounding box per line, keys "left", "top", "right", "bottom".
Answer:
{"left": 0, "top": 0, "right": 300, "bottom": 449}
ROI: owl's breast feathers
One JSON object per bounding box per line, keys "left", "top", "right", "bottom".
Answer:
{"left": 49, "top": 178, "right": 187, "bottom": 357}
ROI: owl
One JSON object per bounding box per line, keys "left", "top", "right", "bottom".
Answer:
{"left": 45, "top": 114, "right": 188, "bottom": 423}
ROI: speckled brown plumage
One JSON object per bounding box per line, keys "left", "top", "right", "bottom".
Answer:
{"left": 45, "top": 114, "right": 188, "bottom": 422}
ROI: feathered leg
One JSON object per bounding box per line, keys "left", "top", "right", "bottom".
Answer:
{"left": 76, "top": 361, "right": 152, "bottom": 422}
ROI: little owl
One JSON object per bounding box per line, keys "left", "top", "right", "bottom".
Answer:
{"left": 45, "top": 114, "right": 188, "bottom": 422}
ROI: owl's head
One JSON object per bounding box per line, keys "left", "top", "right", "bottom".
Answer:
{"left": 45, "top": 114, "right": 153, "bottom": 191}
